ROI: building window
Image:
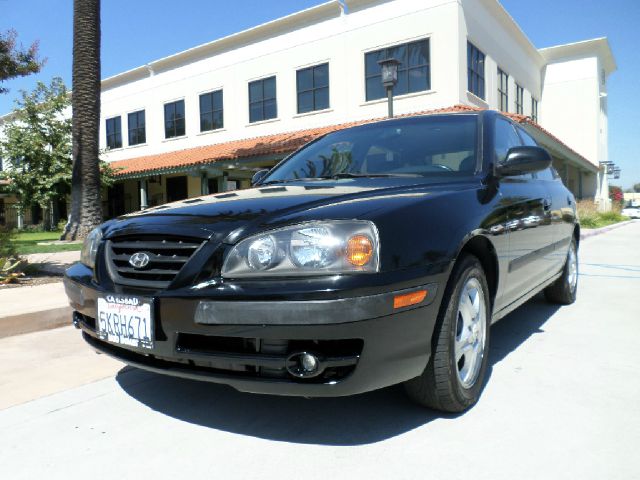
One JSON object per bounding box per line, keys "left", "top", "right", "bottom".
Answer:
{"left": 531, "top": 98, "right": 539, "bottom": 122}
{"left": 365, "top": 39, "right": 430, "bottom": 101}
{"left": 199, "top": 90, "right": 223, "bottom": 132}
{"left": 296, "top": 63, "right": 329, "bottom": 114}
{"left": 467, "top": 42, "right": 485, "bottom": 100}
{"left": 497, "top": 68, "right": 509, "bottom": 112}
{"left": 164, "top": 100, "right": 185, "bottom": 138}
{"left": 127, "top": 110, "right": 146, "bottom": 146}
{"left": 106, "top": 116, "right": 122, "bottom": 149}
{"left": 515, "top": 84, "right": 524, "bottom": 114}
{"left": 249, "top": 76, "right": 277, "bottom": 123}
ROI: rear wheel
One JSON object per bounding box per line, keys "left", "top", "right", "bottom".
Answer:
{"left": 544, "top": 237, "right": 578, "bottom": 305}
{"left": 404, "top": 254, "right": 491, "bottom": 412}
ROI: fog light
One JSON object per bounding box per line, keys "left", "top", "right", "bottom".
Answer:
{"left": 301, "top": 353, "right": 318, "bottom": 372}
{"left": 286, "top": 351, "right": 322, "bottom": 378}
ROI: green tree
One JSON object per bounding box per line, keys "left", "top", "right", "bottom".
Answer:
{"left": 0, "top": 29, "right": 45, "bottom": 94}
{"left": 0, "top": 77, "right": 115, "bottom": 230}
{"left": 633, "top": 183, "right": 640, "bottom": 193}
{"left": 0, "top": 78, "right": 71, "bottom": 228}
{"left": 63, "top": 0, "right": 102, "bottom": 240}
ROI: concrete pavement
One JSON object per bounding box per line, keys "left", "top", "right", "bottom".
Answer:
{"left": 0, "top": 251, "right": 79, "bottom": 337}
{"left": 0, "top": 326, "right": 123, "bottom": 409}
{"left": 0, "top": 222, "right": 639, "bottom": 479}
{"left": 25, "top": 250, "right": 80, "bottom": 275}
{"left": 0, "top": 282, "right": 71, "bottom": 337}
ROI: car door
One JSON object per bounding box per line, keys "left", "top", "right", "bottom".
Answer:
{"left": 517, "top": 127, "right": 574, "bottom": 276}
{"left": 494, "top": 118, "right": 555, "bottom": 305}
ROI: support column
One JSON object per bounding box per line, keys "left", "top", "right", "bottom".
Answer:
{"left": 201, "top": 172, "right": 209, "bottom": 195}
{"left": 140, "top": 179, "right": 148, "bottom": 210}
{"left": 578, "top": 170, "right": 583, "bottom": 200}
{"left": 217, "top": 172, "right": 228, "bottom": 193}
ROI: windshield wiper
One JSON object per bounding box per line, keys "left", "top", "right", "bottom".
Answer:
{"left": 318, "top": 172, "right": 424, "bottom": 179}
{"left": 259, "top": 177, "right": 329, "bottom": 186}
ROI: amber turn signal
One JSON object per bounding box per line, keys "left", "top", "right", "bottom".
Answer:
{"left": 346, "top": 234, "right": 374, "bottom": 266}
{"left": 393, "top": 290, "right": 428, "bottom": 309}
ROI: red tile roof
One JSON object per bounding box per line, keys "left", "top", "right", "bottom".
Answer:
{"left": 109, "top": 104, "right": 592, "bottom": 177}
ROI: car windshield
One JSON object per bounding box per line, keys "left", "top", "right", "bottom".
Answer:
{"left": 262, "top": 114, "right": 479, "bottom": 183}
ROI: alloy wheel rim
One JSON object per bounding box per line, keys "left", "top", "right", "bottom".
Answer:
{"left": 567, "top": 246, "right": 578, "bottom": 291}
{"left": 455, "top": 277, "right": 487, "bottom": 389}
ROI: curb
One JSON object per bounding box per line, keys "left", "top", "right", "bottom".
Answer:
{"left": 580, "top": 220, "right": 636, "bottom": 240}
{"left": 0, "top": 307, "right": 72, "bottom": 339}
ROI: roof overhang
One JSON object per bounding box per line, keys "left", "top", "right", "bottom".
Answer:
{"left": 539, "top": 37, "right": 617, "bottom": 75}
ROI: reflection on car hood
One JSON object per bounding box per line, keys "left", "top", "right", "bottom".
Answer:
{"left": 102, "top": 178, "right": 478, "bottom": 241}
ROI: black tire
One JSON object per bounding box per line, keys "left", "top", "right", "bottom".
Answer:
{"left": 544, "top": 237, "right": 578, "bottom": 305}
{"left": 404, "top": 254, "right": 491, "bottom": 412}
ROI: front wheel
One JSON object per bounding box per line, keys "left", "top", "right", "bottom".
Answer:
{"left": 404, "top": 254, "right": 491, "bottom": 412}
{"left": 544, "top": 237, "right": 578, "bottom": 305}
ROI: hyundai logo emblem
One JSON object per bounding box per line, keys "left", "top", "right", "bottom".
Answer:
{"left": 129, "top": 252, "right": 150, "bottom": 269}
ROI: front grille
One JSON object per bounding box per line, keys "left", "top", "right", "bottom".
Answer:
{"left": 105, "top": 235, "right": 204, "bottom": 289}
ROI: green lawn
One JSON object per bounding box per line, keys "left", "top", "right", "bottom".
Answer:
{"left": 12, "top": 230, "right": 83, "bottom": 255}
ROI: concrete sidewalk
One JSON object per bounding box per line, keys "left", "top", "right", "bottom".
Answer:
{"left": 0, "top": 326, "right": 123, "bottom": 409}
{"left": 0, "top": 283, "right": 71, "bottom": 338}
{"left": 25, "top": 250, "right": 80, "bottom": 275}
{"left": 0, "top": 251, "right": 79, "bottom": 337}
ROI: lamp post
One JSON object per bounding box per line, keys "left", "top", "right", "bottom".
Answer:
{"left": 377, "top": 57, "right": 401, "bottom": 118}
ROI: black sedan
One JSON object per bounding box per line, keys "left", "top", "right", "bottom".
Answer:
{"left": 64, "top": 110, "right": 579, "bottom": 412}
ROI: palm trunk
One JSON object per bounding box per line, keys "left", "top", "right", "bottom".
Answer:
{"left": 63, "top": 0, "right": 101, "bottom": 240}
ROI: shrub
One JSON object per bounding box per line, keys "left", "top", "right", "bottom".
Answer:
{"left": 0, "top": 256, "right": 24, "bottom": 284}
{"left": 577, "top": 200, "right": 626, "bottom": 229}
{"left": 0, "top": 226, "right": 16, "bottom": 258}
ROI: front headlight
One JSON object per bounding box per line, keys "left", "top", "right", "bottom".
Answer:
{"left": 80, "top": 227, "right": 103, "bottom": 269}
{"left": 222, "top": 221, "right": 379, "bottom": 278}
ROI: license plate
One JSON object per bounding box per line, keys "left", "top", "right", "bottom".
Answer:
{"left": 96, "top": 295, "right": 153, "bottom": 349}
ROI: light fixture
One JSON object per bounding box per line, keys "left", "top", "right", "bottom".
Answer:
{"left": 377, "top": 57, "right": 401, "bottom": 118}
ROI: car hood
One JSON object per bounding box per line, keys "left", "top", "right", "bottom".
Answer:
{"left": 102, "top": 178, "right": 479, "bottom": 243}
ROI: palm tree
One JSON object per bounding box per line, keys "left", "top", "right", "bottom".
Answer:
{"left": 63, "top": 0, "right": 102, "bottom": 239}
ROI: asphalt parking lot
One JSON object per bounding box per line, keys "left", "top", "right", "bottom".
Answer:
{"left": 1, "top": 222, "right": 638, "bottom": 480}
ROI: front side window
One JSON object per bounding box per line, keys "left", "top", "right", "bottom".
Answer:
{"left": 164, "top": 100, "right": 185, "bottom": 139}
{"left": 200, "top": 90, "right": 223, "bottom": 132}
{"left": 515, "top": 84, "right": 524, "bottom": 114}
{"left": 249, "top": 76, "right": 277, "bottom": 123}
{"left": 494, "top": 118, "right": 522, "bottom": 163}
{"left": 467, "top": 42, "right": 485, "bottom": 100}
{"left": 128, "top": 110, "right": 146, "bottom": 146}
{"left": 263, "top": 115, "right": 478, "bottom": 183}
{"left": 365, "top": 39, "right": 430, "bottom": 101}
{"left": 297, "top": 63, "right": 329, "bottom": 114}
{"left": 531, "top": 98, "right": 539, "bottom": 122}
{"left": 106, "top": 116, "right": 122, "bottom": 149}
{"left": 497, "top": 68, "right": 509, "bottom": 112}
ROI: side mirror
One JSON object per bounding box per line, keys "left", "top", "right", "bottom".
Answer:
{"left": 496, "top": 146, "right": 552, "bottom": 177}
{"left": 251, "top": 169, "right": 269, "bottom": 186}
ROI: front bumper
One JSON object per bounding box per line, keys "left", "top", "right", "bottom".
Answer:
{"left": 64, "top": 264, "right": 441, "bottom": 397}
